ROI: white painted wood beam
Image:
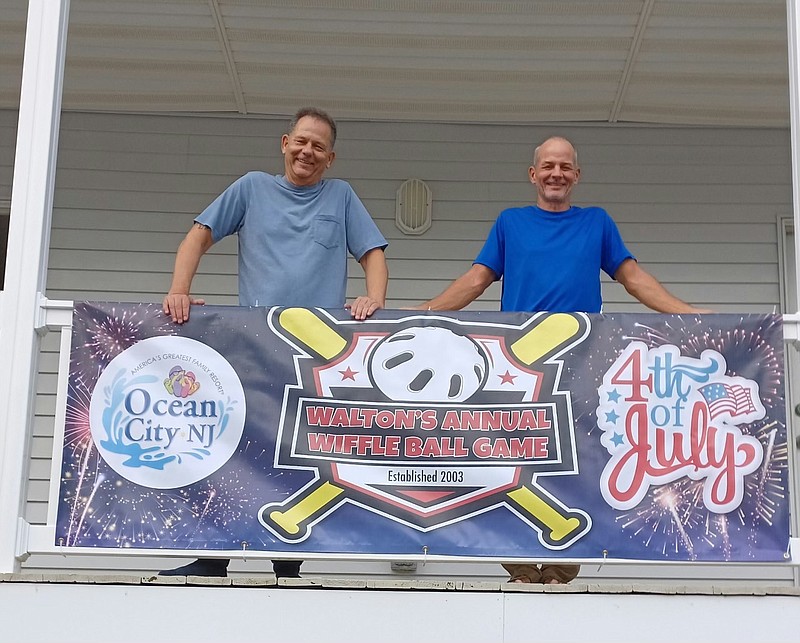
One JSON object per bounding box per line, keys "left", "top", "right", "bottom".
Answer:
{"left": 785, "top": 0, "right": 800, "bottom": 589}
{"left": 609, "top": 0, "right": 655, "bottom": 123}
{"left": 0, "top": 0, "right": 70, "bottom": 573}
{"left": 209, "top": 0, "right": 247, "bottom": 114}
{"left": 788, "top": 0, "right": 800, "bottom": 316}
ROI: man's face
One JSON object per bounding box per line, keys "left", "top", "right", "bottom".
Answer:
{"left": 528, "top": 138, "right": 580, "bottom": 211}
{"left": 281, "top": 116, "right": 336, "bottom": 187}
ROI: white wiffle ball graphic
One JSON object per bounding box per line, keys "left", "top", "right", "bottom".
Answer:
{"left": 369, "top": 326, "right": 487, "bottom": 402}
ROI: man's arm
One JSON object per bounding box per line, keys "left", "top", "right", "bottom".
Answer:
{"left": 414, "top": 264, "right": 497, "bottom": 311}
{"left": 347, "top": 247, "right": 388, "bottom": 320}
{"left": 163, "top": 223, "right": 215, "bottom": 323}
{"left": 614, "top": 258, "right": 709, "bottom": 313}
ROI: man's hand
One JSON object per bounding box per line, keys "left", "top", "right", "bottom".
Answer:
{"left": 164, "top": 224, "right": 214, "bottom": 323}
{"left": 345, "top": 296, "right": 382, "bottom": 321}
{"left": 163, "top": 293, "right": 206, "bottom": 324}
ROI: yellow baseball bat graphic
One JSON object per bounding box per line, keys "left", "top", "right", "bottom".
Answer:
{"left": 260, "top": 481, "right": 345, "bottom": 541}
{"left": 506, "top": 313, "right": 589, "bottom": 547}
{"left": 279, "top": 308, "right": 348, "bottom": 359}
{"left": 266, "top": 310, "right": 589, "bottom": 546}
{"left": 507, "top": 486, "right": 588, "bottom": 547}
{"left": 510, "top": 313, "right": 581, "bottom": 365}
{"left": 261, "top": 309, "right": 353, "bottom": 541}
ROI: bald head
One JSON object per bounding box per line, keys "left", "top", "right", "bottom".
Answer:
{"left": 528, "top": 136, "right": 581, "bottom": 212}
{"left": 533, "top": 137, "right": 578, "bottom": 168}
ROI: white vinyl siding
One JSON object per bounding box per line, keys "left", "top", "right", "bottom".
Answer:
{"left": 1, "top": 109, "right": 793, "bottom": 582}
{"left": 40, "top": 112, "right": 790, "bottom": 312}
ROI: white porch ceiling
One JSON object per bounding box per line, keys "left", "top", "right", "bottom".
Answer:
{"left": 0, "top": 0, "right": 791, "bottom": 126}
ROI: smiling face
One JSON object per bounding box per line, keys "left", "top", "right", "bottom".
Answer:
{"left": 528, "top": 137, "right": 580, "bottom": 212}
{"left": 281, "top": 115, "right": 336, "bottom": 187}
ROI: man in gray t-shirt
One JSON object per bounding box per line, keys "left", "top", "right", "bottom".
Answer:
{"left": 192, "top": 170, "right": 386, "bottom": 310}
{"left": 163, "top": 107, "right": 388, "bottom": 323}
{"left": 160, "top": 107, "right": 388, "bottom": 579}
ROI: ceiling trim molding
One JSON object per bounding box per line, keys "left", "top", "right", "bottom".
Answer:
{"left": 223, "top": 0, "right": 644, "bottom": 16}
{"left": 66, "top": 57, "right": 227, "bottom": 74}
{"left": 227, "top": 30, "right": 630, "bottom": 52}
{"left": 609, "top": 0, "right": 655, "bottom": 123}
{"left": 235, "top": 63, "right": 619, "bottom": 86}
{"left": 69, "top": 24, "right": 216, "bottom": 41}
{"left": 208, "top": 0, "right": 246, "bottom": 114}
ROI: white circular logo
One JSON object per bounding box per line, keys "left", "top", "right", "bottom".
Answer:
{"left": 89, "top": 336, "right": 247, "bottom": 489}
{"left": 369, "top": 326, "right": 487, "bottom": 402}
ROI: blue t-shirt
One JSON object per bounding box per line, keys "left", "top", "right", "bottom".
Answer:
{"left": 196, "top": 172, "right": 387, "bottom": 307}
{"left": 474, "top": 205, "right": 633, "bottom": 313}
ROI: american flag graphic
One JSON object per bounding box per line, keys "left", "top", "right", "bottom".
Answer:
{"left": 699, "top": 382, "right": 757, "bottom": 419}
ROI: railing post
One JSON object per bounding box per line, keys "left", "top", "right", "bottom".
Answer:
{"left": 0, "top": 0, "right": 70, "bottom": 573}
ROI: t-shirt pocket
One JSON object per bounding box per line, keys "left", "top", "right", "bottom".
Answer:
{"left": 313, "top": 215, "right": 341, "bottom": 249}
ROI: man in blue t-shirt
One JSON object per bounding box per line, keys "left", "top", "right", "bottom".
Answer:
{"left": 420, "top": 136, "right": 705, "bottom": 316}
{"left": 417, "top": 136, "right": 707, "bottom": 584}
{"left": 160, "top": 107, "right": 388, "bottom": 579}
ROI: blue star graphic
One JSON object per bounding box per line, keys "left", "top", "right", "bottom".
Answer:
{"left": 607, "top": 389, "right": 621, "bottom": 402}
{"left": 610, "top": 432, "right": 625, "bottom": 447}
{"left": 605, "top": 410, "right": 619, "bottom": 424}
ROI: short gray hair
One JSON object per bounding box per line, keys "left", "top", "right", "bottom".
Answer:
{"left": 288, "top": 107, "right": 337, "bottom": 148}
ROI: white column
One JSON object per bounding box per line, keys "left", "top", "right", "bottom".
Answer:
{"left": 786, "top": 0, "right": 800, "bottom": 587}
{"left": 0, "top": 0, "right": 70, "bottom": 573}
{"left": 789, "top": 0, "right": 800, "bottom": 306}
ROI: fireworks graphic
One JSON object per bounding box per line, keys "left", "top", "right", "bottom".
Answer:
{"left": 84, "top": 310, "right": 140, "bottom": 363}
{"left": 62, "top": 303, "right": 180, "bottom": 546}
{"left": 743, "top": 422, "right": 788, "bottom": 528}
{"left": 59, "top": 303, "right": 291, "bottom": 551}
{"left": 55, "top": 306, "right": 791, "bottom": 560}
{"left": 64, "top": 377, "right": 93, "bottom": 451}
{"left": 601, "top": 314, "right": 789, "bottom": 560}
{"left": 629, "top": 315, "right": 784, "bottom": 407}
{"left": 75, "top": 302, "right": 174, "bottom": 366}
{"left": 616, "top": 481, "right": 702, "bottom": 558}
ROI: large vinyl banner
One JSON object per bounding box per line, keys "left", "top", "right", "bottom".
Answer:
{"left": 57, "top": 302, "right": 790, "bottom": 562}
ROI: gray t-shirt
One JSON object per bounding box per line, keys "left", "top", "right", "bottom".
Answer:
{"left": 196, "top": 172, "right": 387, "bottom": 307}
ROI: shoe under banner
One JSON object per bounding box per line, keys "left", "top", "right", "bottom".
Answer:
{"left": 56, "top": 302, "right": 791, "bottom": 563}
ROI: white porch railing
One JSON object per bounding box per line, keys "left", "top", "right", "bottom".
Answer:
{"left": 8, "top": 297, "right": 799, "bottom": 581}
